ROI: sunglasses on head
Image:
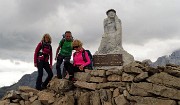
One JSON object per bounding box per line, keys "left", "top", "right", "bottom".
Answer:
{"left": 73, "top": 46, "right": 79, "bottom": 49}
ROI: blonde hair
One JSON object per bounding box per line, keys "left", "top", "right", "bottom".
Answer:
{"left": 41, "top": 33, "right": 52, "bottom": 43}
{"left": 72, "top": 39, "right": 83, "bottom": 48}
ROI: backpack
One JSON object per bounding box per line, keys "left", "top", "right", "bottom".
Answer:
{"left": 38, "top": 41, "right": 52, "bottom": 57}
{"left": 60, "top": 38, "right": 66, "bottom": 48}
{"left": 73, "top": 50, "right": 93, "bottom": 70}
{"left": 60, "top": 34, "right": 66, "bottom": 47}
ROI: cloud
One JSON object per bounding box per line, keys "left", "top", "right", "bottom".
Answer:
{"left": 0, "top": 59, "right": 34, "bottom": 87}
{"left": 124, "top": 38, "right": 180, "bottom": 62}
{"left": 0, "top": 0, "right": 180, "bottom": 63}
{"left": 121, "top": 0, "right": 180, "bottom": 44}
{"left": 0, "top": 71, "right": 23, "bottom": 87}
{"left": 0, "top": 59, "right": 34, "bottom": 72}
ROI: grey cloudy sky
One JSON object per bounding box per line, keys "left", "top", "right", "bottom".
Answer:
{"left": 0, "top": 0, "right": 180, "bottom": 87}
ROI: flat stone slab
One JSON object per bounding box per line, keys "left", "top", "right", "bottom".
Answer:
{"left": 147, "top": 72, "right": 180, "bottom": 88}
{"left": 130, "top": 82, "right": 180, "bottom": 100}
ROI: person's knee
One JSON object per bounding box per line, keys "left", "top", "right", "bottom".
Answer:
{"left": 37, "top": 73, "right": 43, "bottom": 78}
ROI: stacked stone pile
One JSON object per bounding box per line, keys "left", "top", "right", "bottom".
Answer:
{"left": 1, "top": 61, "right": 180, "bottom": 105}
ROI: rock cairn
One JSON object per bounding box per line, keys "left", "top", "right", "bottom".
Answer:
{"left": 1, "top": 61, "right": 180, "bottom": 105}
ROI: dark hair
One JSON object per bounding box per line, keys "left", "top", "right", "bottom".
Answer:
{"left": 65, "top": 31, "right": 71, "bottom": 35}
{"left": 106, "top": 9, "right": 116, "bottom": 15}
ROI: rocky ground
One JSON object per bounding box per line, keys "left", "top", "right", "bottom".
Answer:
{"left": 0, "top": 61, "right": 180, "bottom": 105}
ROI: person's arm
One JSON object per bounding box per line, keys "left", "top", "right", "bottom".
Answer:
{"left": 82, "top": 51, "right": 91, "bottom": 67}
{"left": 79, "top": 51, "right": 91, "bottom": 70}
{"left": 55, "top": 45, "right": 60, "bottom": 60}
{"left": 50, "top": 45, "right": 53, "bottom": 68}
{"left": 73, "top": 52, "right": 76, "bottom": 66}
{"left": 55, "top": 40, "right": 63, "bottom": 60}
{"left": 34, "top": 42, "right": 42, "bottom": 67}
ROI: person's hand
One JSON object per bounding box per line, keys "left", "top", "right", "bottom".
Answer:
{"left": 79, "top": 65, "right": 84, "bottom": 71}
{"left": 34, "top": 63, "right": 37, "bottom": 67}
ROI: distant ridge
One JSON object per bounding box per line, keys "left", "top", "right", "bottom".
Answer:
{"left": 150, "top": 49, "right": 180, "bottom": 67}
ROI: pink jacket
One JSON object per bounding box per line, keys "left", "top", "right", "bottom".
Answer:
{"left": 73, "top": 49, "right": 90, "bottom": 67}
{"left": 34, "top": 42, "right": 52, "bottom": 67}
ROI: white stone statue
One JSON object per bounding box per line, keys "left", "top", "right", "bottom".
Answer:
{"left": 95, "top": 9, "right": 134, "bottom": 66}
{"left": 97, "top": 9, "right": 122, "bottom": 54}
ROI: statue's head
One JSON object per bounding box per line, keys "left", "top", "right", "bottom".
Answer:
{"left": 106, "top": 9, "right": 116, "bottom": 15}
{"left": 106, "top": 9, "right": 116, "bottom": 19}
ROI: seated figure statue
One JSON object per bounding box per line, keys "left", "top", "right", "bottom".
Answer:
{"left": 97, "top": 9, "right": 123, "bottom": 54}
{"left": 95, "top": 9, "right": 134, "bottom": 66}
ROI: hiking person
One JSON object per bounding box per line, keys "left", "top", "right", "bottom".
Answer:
{"left": 64, "top": 39, "right": 91, "bottom": 81}
{"left": 55, "top": 31, "right": 73, "bottom": 79}
{"left": 34, "top": 33, "right": 53, "bottom": 90}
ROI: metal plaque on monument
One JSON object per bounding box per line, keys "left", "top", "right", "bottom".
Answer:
{"left": 93, "top": 54, "right": 123, "bottom": 66}
{"left": 93, "top": 9, "right": 134, "bottom": 70}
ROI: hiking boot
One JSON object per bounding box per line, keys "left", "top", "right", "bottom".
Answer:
{"left": 41, "top": 86, "right": 47, "bottom": 90}
{"left": 57, "top": 75, "right": 62, "bottom": 79}
{"left": 36, "top": 87, "right": 42, "bottom": 91}
{"left": 41, "top": 83, "right": 47, "bottom": 90}
{"left": 69, "top": 76, "right": 76, "bottom": 81}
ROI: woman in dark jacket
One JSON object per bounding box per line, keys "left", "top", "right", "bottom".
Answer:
{"left": 34, "top": 33, "right": 53, "bottom": 90}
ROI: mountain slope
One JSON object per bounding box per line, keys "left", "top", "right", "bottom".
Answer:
{"left": 152, "top": 49, "right": 180, "bottom": 67}
{"left": 0, "top": 64, "right": 57, "bottom": 98}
